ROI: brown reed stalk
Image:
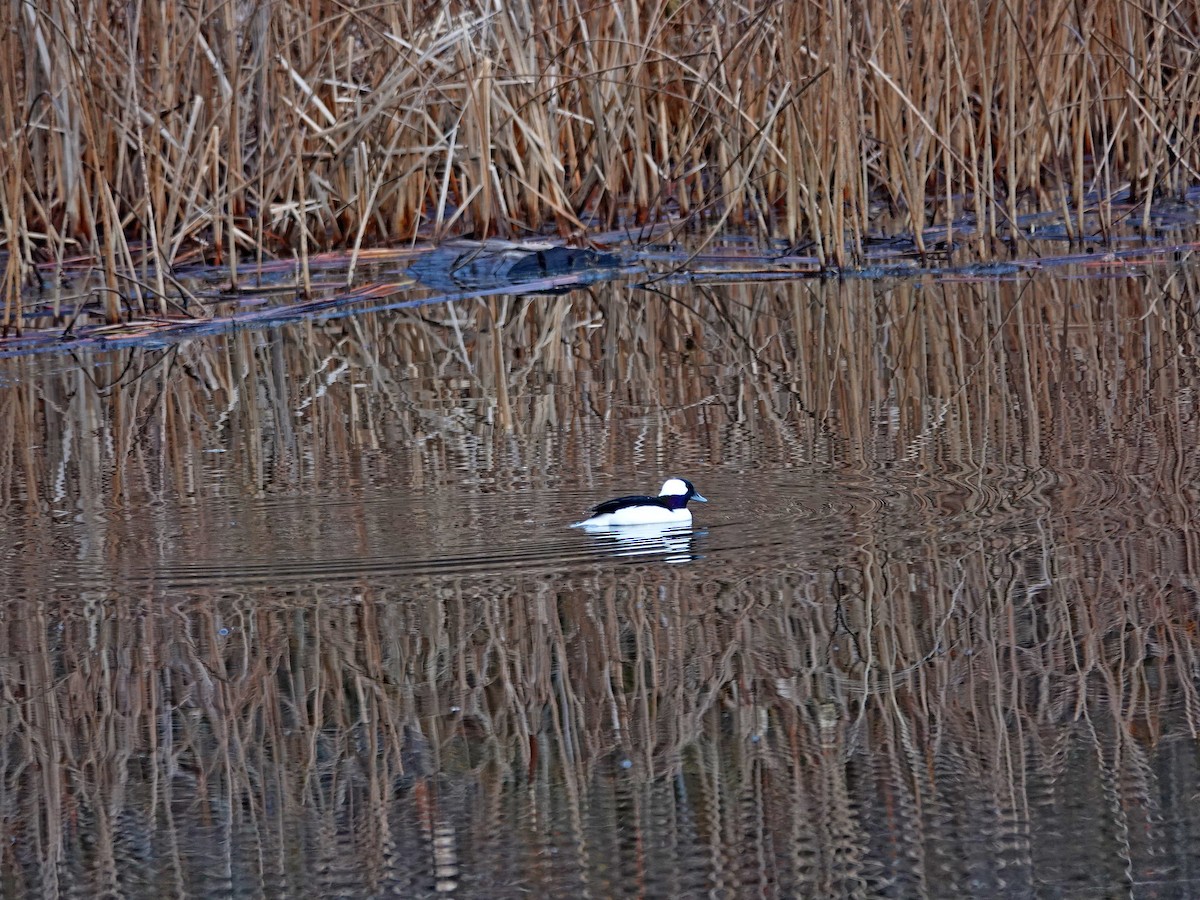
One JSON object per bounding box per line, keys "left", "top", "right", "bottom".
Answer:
{"left": 1, "top": 9, "right": 29, "bottom": 332}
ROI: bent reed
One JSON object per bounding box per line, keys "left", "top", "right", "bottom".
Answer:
{"left": 2, "top": 0, "right": 1199, "bottom": 323}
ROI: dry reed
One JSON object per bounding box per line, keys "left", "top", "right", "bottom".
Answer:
{"left": 1, "top": 0, "right": 1198, "bottom": 325}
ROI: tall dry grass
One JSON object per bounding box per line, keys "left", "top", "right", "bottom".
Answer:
{"left": 1, "top": 0, "right": 1198, "bottom": 322}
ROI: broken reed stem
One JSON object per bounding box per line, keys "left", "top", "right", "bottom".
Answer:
{"left": 294, "top": 124, "right": 312, "bottom": 297}
{"left": 0, "top": 0, "right": 1196, "bottom": 280}
{"left": 127, "top": 2, "right": 168, "bottom": 316}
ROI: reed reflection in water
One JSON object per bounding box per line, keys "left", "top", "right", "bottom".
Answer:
{"left": 3, "top": 266, "right": 1200, "bottom": 897}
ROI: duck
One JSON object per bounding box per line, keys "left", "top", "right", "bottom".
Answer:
{"left": 571, "top": 478, "right": 707, "bottom": 528}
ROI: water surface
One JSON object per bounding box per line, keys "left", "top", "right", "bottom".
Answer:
{"left": 3, "top": 267, "right": 1200, "bottom": 897}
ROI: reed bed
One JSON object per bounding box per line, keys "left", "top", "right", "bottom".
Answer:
{"left": 2, "top": 0, "right": 1199, "bottom": 327}
{"left": 2, "top": 268, "right": 1200, "bottom": 892}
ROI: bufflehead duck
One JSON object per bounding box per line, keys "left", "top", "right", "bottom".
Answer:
{"left": 572, "top": 478, "right": 707, "bottom": 528}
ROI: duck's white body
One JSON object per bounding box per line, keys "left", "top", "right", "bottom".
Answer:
{"left": 572, "top": 478, "right": 707, "bottom": 529}
{"left": 576, "top": 505, "right": 694, "bottom": 529}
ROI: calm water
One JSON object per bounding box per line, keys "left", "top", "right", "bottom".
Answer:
{"left": 3, "top": 264, "right": 1200, "bottom": 897}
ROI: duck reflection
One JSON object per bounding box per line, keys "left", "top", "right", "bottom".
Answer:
{"left": 574, "top": 522, "right": 704, "bottom": 564}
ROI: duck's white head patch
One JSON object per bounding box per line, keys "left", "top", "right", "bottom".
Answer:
{"left": 659, "top": 478, "right": 688, "bottom": 497}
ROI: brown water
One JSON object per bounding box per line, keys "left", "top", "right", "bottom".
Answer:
{"left": 4, "top": 265, "right": 1200, "bottom": 897}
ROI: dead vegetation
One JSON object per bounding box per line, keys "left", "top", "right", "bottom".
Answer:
{"left": 2, "top": 0, "right": 1199, "bottom": 327}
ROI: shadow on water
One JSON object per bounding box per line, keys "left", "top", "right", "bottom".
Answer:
{"left": 4, "top": 262, "right": 1200, "bottom": 896}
